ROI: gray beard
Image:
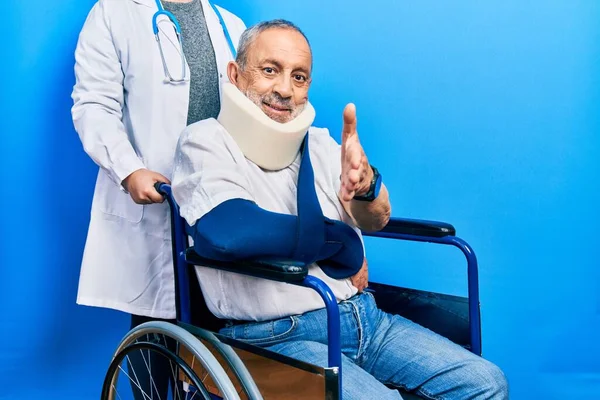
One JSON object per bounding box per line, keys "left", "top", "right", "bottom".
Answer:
{"left": 243, "top": 89, "right": 306, "bottom": 123}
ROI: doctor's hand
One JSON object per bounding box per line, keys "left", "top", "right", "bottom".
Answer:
{"left": 339, "top": 104, "right": 373, "bottom": 202}
{"left": 122, "top": 169, "right": 170, "bottom": 204}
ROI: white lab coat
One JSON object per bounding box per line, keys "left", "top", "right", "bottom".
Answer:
{"left": 71, "top": 0, "right": 246, "bottom": 319}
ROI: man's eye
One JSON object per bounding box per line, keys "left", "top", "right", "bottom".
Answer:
{"left": 295, "top": 75, "right": 306, "bottom": 82}
{"left": 264, "top": 67, "right": 275, "bottom": 74}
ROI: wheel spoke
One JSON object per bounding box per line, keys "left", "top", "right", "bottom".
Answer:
{"left": 139, "top": 347, "right": 162, "bottom": 400}
{"left": 170, "top": 357, "right": 182, "bottom": 400}
{"left": 120, "top": 361, "right": 152, "bottom": 400}
{"left": 111, "top": 383, "right": 124, "bottom": 400}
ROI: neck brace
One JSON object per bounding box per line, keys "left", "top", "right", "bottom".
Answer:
{"left": 217, "top": 82, "right": 316, "bottom": 170}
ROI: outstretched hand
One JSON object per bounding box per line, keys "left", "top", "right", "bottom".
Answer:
{"left": 339, "top": 104, "right": 372, "bottom": 202}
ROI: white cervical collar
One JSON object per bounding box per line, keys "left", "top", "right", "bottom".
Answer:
{"left": 217, "top": 82, "right": 316, "bottom": 170}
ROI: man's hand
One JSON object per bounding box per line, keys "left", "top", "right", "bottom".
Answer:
{"left": 122, "top": 169, "right": 170, "bottom": 204}
{"left": 350, "top": 258, "right": 369, "bottom": 292}
{"left": 339, "top": 104, "right": 373, "bottom": 202}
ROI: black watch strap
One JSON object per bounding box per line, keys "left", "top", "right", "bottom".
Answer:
{"left": 353, "top": 165, "right": 381, "bottom": 202}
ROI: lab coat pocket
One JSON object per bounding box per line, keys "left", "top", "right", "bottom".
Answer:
{"left": 96, "top": 170, "right": 144, "bottom": 224}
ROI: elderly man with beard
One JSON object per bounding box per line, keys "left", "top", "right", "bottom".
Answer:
{"left": 171, "top": 19, "right": 508, "bottom": 400}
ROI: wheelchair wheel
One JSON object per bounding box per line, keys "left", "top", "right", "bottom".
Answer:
{"left": 102, "top": 321, "right": 242, "bottom": 400}
{"left": 192, "top": 328, "right": 263, "bottom": 400}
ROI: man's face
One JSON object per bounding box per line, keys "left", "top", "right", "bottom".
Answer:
{"left": 228, "top": 28, "right": 312, "bottom": 123}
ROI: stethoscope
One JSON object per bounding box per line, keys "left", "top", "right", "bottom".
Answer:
{"left": 152, "top": 0, "right": 237, "bottom": 83}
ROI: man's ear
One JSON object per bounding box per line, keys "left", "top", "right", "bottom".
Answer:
{"left": 227, "top": 61, "right": 241, "bottom": 85}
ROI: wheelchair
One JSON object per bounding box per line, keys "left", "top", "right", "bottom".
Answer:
{"left": 101, "top": 183, "right": 483, "bottom": 400}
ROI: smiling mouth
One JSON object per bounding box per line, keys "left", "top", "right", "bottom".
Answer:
{"left": 263, "top": 101, "right": 291, "bottom": 114}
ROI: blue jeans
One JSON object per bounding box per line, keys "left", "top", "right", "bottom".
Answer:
{"left": 219, "top": 292, "right": 508, "bottom": 400}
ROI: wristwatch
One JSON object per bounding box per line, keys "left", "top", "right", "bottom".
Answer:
{"left": 353, "top": 165, "right": 382, "bottom": 202}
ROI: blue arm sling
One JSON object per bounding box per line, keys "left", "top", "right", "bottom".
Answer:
{"left": 186, "top": 135, "right": 364, "bottom": 279}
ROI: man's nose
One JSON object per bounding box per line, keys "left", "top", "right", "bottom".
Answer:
{"left": 273, "top": 76, "right": 293, "bottom": 99}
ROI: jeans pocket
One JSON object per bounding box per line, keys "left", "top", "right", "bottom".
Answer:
{"left": 233, "top": 316, "right": 298, "bottom": 346}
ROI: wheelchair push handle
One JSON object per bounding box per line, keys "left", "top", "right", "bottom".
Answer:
{"left": 154, "top": 181, "right": 169, "bottom": 196}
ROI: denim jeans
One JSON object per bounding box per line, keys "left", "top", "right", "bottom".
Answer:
{"left": 219, "top": 292, "right": 508, "bottom": 400}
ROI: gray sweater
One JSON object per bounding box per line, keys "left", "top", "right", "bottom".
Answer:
{"left": 163, "top": 0, "right": 221, "bottom": 125}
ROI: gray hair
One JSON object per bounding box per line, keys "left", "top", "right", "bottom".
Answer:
{"left": 236, "top": 19, "right": 312, "bottom": 71}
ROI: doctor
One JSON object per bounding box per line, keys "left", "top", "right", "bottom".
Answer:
{"left": 71, "top": 0, "right": 246, "bottom": 397}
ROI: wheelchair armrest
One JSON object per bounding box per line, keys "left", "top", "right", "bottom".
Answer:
{"left": 376, "top": 217, "right": 456, "bottom": 238}
{"left": 185, "top": 249, "right": 309, "bottom": 283}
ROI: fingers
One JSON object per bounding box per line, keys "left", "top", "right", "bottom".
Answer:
{"left": 339, "top": 184, "right": 354, "bottom": 202}
{"left": 347, "top": 168, "right": 360, "bottom": 185}
{"left": 350, "top": 258, "right": 369, "bottom": 292}
{"left": 342, "top": 103, "right": 357, "bottom": 141}
{"left": 147, "top": 172, "right": 170, "bottom": 203}
{"left": 340, "top": 191, "right": 353, "bottom": 203}
{"left": 357, "top": 281, "right": 367, "bottom": 292}
{"left": 133, "top": 188, "right": 162, "bottom": 204}
{"left": 346, "top": 143, "right": 362, "bottom": 169}
{"left": 152, "top": 172, "right": 171, "bottom": 186}
{"left": 131, "top": 195, "right": 150, "bottom": 205}
{"left": 340, "top": 145, "right": 364, "bottom": 201}
{"left": 128, "top": 170, "right": 171, "bottom": 204}
{"left": 147, "top": 189, "right": 165, "bottom": 204}
{"left": 340, "top": 162, "right": 364, "bottom": 201}
{"left": 340, "top": 178, "right": 359, "bottom": 201}
{"left": 340, "top": 103, "right": 363, "bottom": 201}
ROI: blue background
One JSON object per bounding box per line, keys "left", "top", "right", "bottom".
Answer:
{"left": 1, "top": 0, "right": 598, "bottom": 398}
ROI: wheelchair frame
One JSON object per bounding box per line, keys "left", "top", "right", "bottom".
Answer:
{"left": 148, "top": 182, "right": 482, "bottom": 399}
